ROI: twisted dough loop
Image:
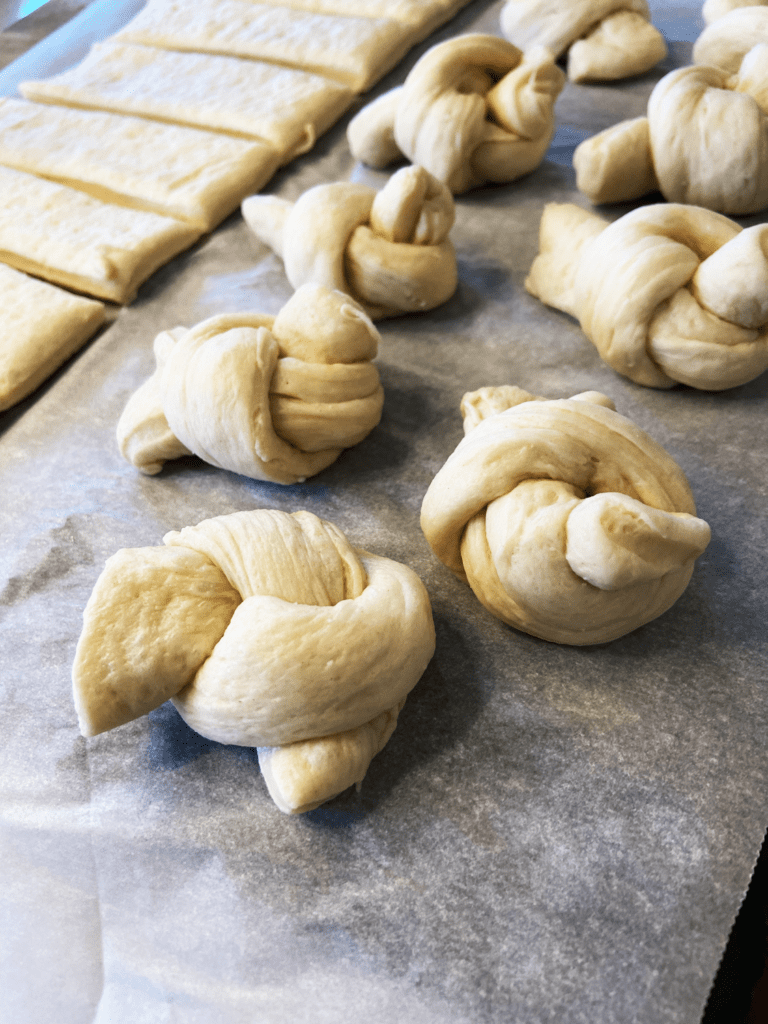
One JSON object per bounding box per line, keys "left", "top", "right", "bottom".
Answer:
{"left": 420, "top": 387, "right": 710, "bottom": 645}
{"left": 72, "top": 509, "right": 436, "bottom": 813}
{"left": 703, "top": 0, "right": 768, "bottom": 24}
{"left": 117, "top": 283, "right": 384, "bottom": 483}
{"left": 695, "top": 5, "right": 768, "bottom": 69}
{"left": 347, "top": 34, "right": 565, "bottom": 194}
{"left": 575, "top": 47, "right": 768, "bottom": 214}
{"left": 242, "top": 166, "right": 457, "bottom": 319}
{"left": 499, "top": 0, "right": 666, "bottom": 82}
{"left": 525, "top": 203, "right": 768, "bottom": 390}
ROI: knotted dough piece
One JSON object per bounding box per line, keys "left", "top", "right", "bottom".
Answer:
{"left": 72, "top": 508, "right": 436, "bottom": 813}
{"left": 695, "top": 5, "right": 768, "bottom": 70}
{"left": 525, "top": 202, "right": 768, "bottom": 390}
{"left": 420, "top": 387, "right": 710, "bottom": 645}
{"left": 242, "top": 166, "right": 457, "bottom": 319}
{"left": 346, "top": 34, "right": 565, "bottom": 194}
{"left": 499, "top": 0, "right": 666, "bottom": 82}
{"left": 703, "top": 0, "right": 768, "bottom": 24}
{"left": 117, "top": 283, "right": 384, "bottom": 483}
{"left": 574, "top": 46, "right": 768, "bottom": 214}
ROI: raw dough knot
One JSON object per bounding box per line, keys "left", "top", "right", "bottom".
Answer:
{"left": 242, "top": 166, "right": 457, "bottom": 317}
{"left": 499, "top": 0, "right": 666, "bottom": 82}
{"left": 695, "top": 4, "right": 768, "bottom": 70}
{"left": 702, "top": 0, "right": 768, "bottom": 25}
{"left": 574, "top": 47, "right": 768, "bottom": 214}
{"left": 525, "top": 202, "right": 768, "bottom": 390}
{"left": 347, "top": 34, "right": 565, "bottom": 194}
{"left": 420, "top": 386, "right": 711, "bottom": 645}
{"left": 117, "top": 283, "right": 385, "bottom": 483}
{"left": 72, "top": 508, "right": 436, "bottom": 813}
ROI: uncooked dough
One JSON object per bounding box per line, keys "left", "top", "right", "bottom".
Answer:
{"left": 347, "top": 34, "right": 565, "bottom": 194}
{"left": 420, "top": 386, "right": 711, "bottom": 645}
{"left": 499, "top": 0, "right": 666, "bottom": 82}
{"left": 117, "top": 283, "right": 385, "bottom": 482}
{"left": 242, "top": 165, "right": 457, "bottom": 318}
{"left": 574, "top": 46, "right": 768, "bottom": 215}
{"left": 525, "top": 202, "right": 768, "bottom": 390}
{"left": 694, "top": 5, "right": 768, "bottom": 70}
{"left": 72, "top": 508, "right": 436, "bottom": 813}
{"left": 0, "top": 263, "right": 105, "bottom": 412}
{"left": 0, "top": 97, "right": 278, "bottom": 232}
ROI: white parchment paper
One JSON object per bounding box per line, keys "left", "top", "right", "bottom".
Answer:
{"left": 1, "top": 2, "right": 766, "bottom": 1022}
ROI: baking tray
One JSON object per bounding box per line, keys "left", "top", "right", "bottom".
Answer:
{"left": 1, "top": 2, "right": 766, "bottom": 1021}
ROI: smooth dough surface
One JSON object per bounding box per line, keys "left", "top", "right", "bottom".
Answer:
{"left": 525, "top": 202, "right": 768, "bottom": 390}
{"left": 0, "top": 263, "right": 105, "bottom": 411}
{"left": 499, "top": 0, "right": 666, "bottom": 80}
{"left": 72, "top": 509, "right": 436, "bottom": 812}
{"left": 117, "top": 284, "right": 384, "bottom": 482}
{"left": 693, "top": 6, "right": 768, "bottom": 71}
{"left": 347, "top": 34, "right": 565, "bottom": 194}
{"left": 242, "top": 166, "right": 458, "bottom": 318}
{"left": 420, "top": 387, "right": 710, "bottom": 645}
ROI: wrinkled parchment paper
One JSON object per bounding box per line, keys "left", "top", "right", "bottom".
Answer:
{"left": 1, "top": 2, "right": 766, "bottom": 1021}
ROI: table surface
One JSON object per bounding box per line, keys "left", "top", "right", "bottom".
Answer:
{"left": 1, "top": 2, "right": 766, "bottom": 1023}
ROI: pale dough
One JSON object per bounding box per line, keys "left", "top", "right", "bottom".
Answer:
{"left": 525, "top": 202, "right": 768, "bottom": 390}
{"left": 117, "top": 283, "right": 385, "bottom": 482}
{"left": 242, "top": 165, "right": 457, "bottom": 318}
{"left": 113, "top": 0, "right": 415, "bottom": 92}
{"left": 420, "top": 386, "right": 710, "bottom": 645}
{"left": 21, "top": 41, "right": 355, "bottom": 166}
{"left": 703, "top": 0, "right": 768, "bottom": 24}
{"left": 0, "top": 263, "right": 105, "bottom": 412}
{"left": 244, "top": 0, "right": 472, "bottom": 42}
{"left": 694, "top": 5, "right": 768, "bottom": 70}
{"left": 0, "top": 97, "right": 278, "bottom": 232}
{"left": 574, "top": 47, "right": 768, "bottom": 215}
{"left": 347, "top": 34, "right": 565, "bottom": 194}
{"left": 0, "top": 164, "right": 200, "bottom": 304}
{"left": 72, "top": 508, "right": 436, "bottom": 813}
{"left": 499, "top": 0, "right": 666, "bottom": 82}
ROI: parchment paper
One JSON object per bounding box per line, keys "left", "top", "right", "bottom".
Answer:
{"left": 1, "top": 2, "right": 766, "bottom": 1022}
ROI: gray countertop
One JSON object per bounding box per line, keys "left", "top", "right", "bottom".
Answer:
{"left": 1, "top": 2, "right": 766, "bottom": 1022}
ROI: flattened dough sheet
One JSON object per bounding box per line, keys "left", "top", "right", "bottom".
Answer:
{"left": 0, "top": 165, "right": 200, "bottom": 304}
{"left": 112, "top": 0, "right": 415, "bottom": 91}
{"left": 21, "top": 42, "right": 356, "bottom": 161}
{"left": 242, "top": 0, "right": 474, "bottom": 40}
{"left": 0, "top": 263, "right": 105, "bottom": 412}
{"left": 0, "top": 97, "right": 279, "bottom": 231}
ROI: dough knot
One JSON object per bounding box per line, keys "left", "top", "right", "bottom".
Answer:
{"left": 525, "top": 202, "right": 768, "bottom": 390}
{"left": 420, "top": 386, "right": 710, "bottom": 645}
{"left": 242, "top": 166, "right": 457, "bottom": 317}
{"left": 117, "top": 283, "right": 385, "bottom": 482}
{"left": 72, "top": 509, "right": 436, "bottom": 813}
{"left": 499, "top": 0, "right": 666, "bottom": 82}
{"left": 347, "top": 34, "right": 565, "bottom": 194}
{"left": 574, "top": 47, "right": 768, "bottom": 215}
{"left": 695, "top": 4, "right": 768, "bottom": 70}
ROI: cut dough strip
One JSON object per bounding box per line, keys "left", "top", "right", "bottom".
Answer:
{"left": 0, "top": 263, "right": 105, "bottom": 412}
{"left": 20, "top": 42, "right": 355, "bottom": 165}
{"left": 0, "top": 97, "right": 279, "bottom": 232}
{"left": 0, "top": 164, "right": 200, "bottom": 304}
{"left": 241, "top": 0, "right": 471, "bottom": 41}
{"left": 113, "top": 0, "right": 416, "bottom": 92}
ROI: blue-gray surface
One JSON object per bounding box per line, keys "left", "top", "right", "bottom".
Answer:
{"left": 1, "top": 1, "right": 766, "bottom": 1022}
